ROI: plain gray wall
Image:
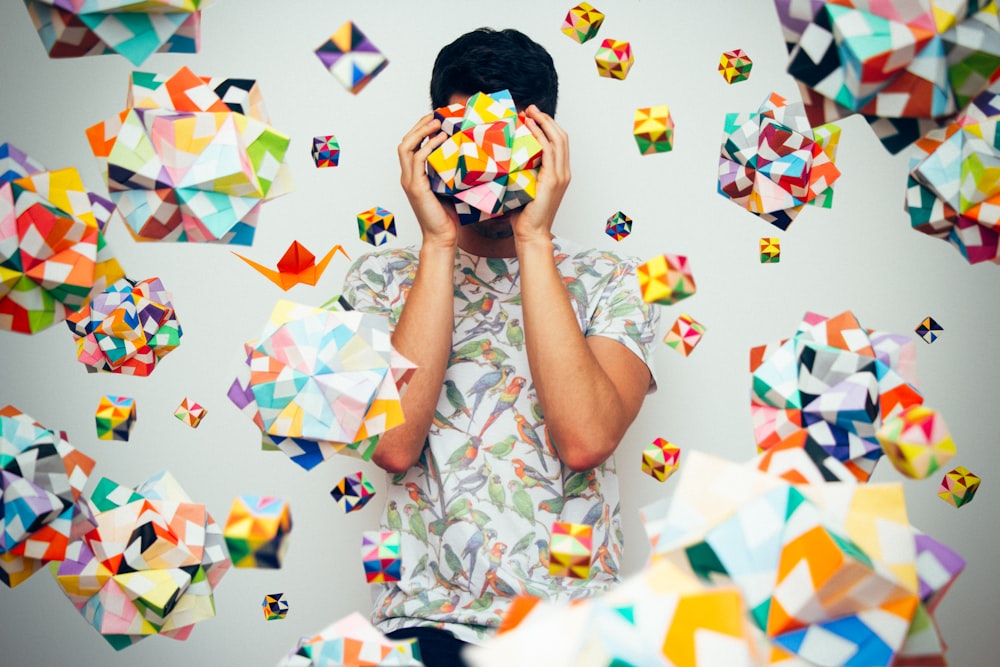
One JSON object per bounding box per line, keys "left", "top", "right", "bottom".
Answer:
{"left": 1, "top": 1, "right": 997, "bottom": 665}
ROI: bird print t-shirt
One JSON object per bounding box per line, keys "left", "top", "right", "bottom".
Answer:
{"left": 342, "top": 237, "right": 659, "bottom": 645}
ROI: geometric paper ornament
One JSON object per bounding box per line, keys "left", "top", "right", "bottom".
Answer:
{"left": 548, "top": 522, "right": 593, "bottom": 579}
{"left": 636, "top": 254, "right": 696, "bottom": 305}
{"left": 361, "top": 530, "right": 401, "bottom": 583}
{"left": 314, "top": 21, "right": 388, "bottom": 95}
{"left": 915, "top": 316, "right": 942, "bottom": 344}
{"left": 358, "top": 206, "right": 396, "bottom": 246}
{"left": 605, "top": 211, "right": 632, "bottom": 241}
{"left": 223, "top": 495, "right": 293, "bottom": 569}
{"left": 233, "top": 241, "right": 349, "bottom": 292}
{"left": 595, "top": 39, "right": 634, "bottom": 80}
{"left": 640, "top": 437, "right": 680, "bottom": 482}
{"left": 331, "top": 472, "right": 376, "bottom": 513}
{"left": 663, "top": 313, "right": 705, "bottom": 356}
{"left": 719, "top": 49, "right": 753, "bottom": 83}
{"left": 276, "top": 612, "right": 422, "bottom": 666}
{"left": 174, "top": 398, "right": 207, "bottom": 428}
{"left": 312, "top": 135, "right": 340, "bottom": 168}
{"left": 262, "top": 593, "right": 289, "bottom": 620}
{"left": 877, "top": 404, "right": 956, "bottom": 479}
{"left": 760, "top": 237, "right": 780, "bottom": 263}
{"left": 561, "top": 3, "right": 605, "bottom": 44}
{"left": 633, "top": 105, "right": 674, "bottom": 154}
{"left": 95, "top": 395, "right": 137, "bottom": 441}
{"left": 938, "top": 466, "right": 981, "bottom": 509}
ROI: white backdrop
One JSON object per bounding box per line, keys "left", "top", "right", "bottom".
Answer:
{"left": 1, "top": 1, "right": 998, "bottom": 665}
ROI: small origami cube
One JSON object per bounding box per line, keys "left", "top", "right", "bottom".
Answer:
{"left": 634, "top": 105, "right": 674, "bottom": 154}
{"left": 595, "top": 39, "right": 634, "bottom": 80}
{"left": 549, "top": 522, "right": 593, "bottom": 579}
{"left": 224, "top": 496, "right": 293, "bottom": 569}
{"left": 361, "top": 531, "right": 401, "bottom": 583}
{"left": 877, "top": 405, "right": 956, "bottom": 480}
{"left": 312, "top": 135, "right": 340, "bottom": 168}
{"left": 315, "top": 21, "right": 388, "bottom": 94}
{"left": 663, "top": 314, "right": 706, "bottom": 357}
{"left": 262, "top": 593, "right": 289, "bottom": 621}
{"left": 605, "top": 211, "right": 632, "bottom": 241}
{"left": 95, "top": 395, "right": 137, "bottom": 441}
{"left": 916, "top": 316, "right": 943, "bottom": 344}
{"left": 719, "top": 49, "right": 752, "bottom": 83}
{"left": 331, "top": 472, "right": 377, "bottom": 513}
{"left": 938, "top": 466, "right": 981, "bottom": 508}
{"left": 760, "top": 237, "right": 780, "bottom": 263}
{"left": 561, "top": 3, "right": 605, "bottom": 44}
{"left": 636, "top": 254, "right": 696, "bottom": 305}
{"left": 358, "top": 206, "right": 396, "bottom": 246}
{"left": 641, "top": 438, "right": 680, "bottom": 482}
{"left": 174, "top": 398, "right": 207, "bottom": 428}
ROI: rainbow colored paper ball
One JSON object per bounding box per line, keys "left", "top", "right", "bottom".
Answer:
{"left": 634, "top": 105, "right": 674, "bottom": 155}
{"left": 915, "top": 316, "right": 943, "bottom": 343}
{"left": 312, "top": 135, "right": 340, "bottom": 168}
{"left": 262, "top": 593, "right": 289, "bottom": 620}
{"left": 95, "top": 395, "right": 137, "bottom": 441}
{"left": 357, "top": 206, "right": 396, "bottom": 246}
{"left": 605, "top": 211, "right": 632, "bottom": 241}
{"left": 174, "top": 398, "right": 207, "bottom": 428}
{"left": 637, "top": 254, "right": 696, "bottom": 305}
{"left": 224, "top": 495, "right": 293, "bottom": 569}
{"left": 595, "top": 39, "right": 634, "bottom": 80}
{"left": 938, "top": 466, "right": 981, "bottom": 508}
{"left": 641, "top": 437, "right": 680, "bottom": 482}
{"left": 663, "top": 314, "right": 706, "bottom": 357}
{"left": 760, "top": 237, "right": 781, "bottom": 263}
{"left": 549, "top": 521, "right": 593, "bottom": 579}
{"left": 561, "top": 3, "right": 605, "bottom": 44}
{"left": 876, "top": 404, "right": 956, "bottom": 479}
{"left": 719, "top": 49, "right": 753, "bottom": 83}
{"left": 331, "top": 472, "right": 376, "bottom": 513}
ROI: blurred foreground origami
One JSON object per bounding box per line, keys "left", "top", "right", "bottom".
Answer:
{"left": 262, "top": 593, "right": 289, "bottom": 620}
{"left": 53, "top": 471, "right": 231, "bottom": 650}
{"left": 633, "top": 105, "right": 674, "bottom": 154}
{"left": 719, "top": 49, "right": 753, "bottom": 83}
{"left": 95, "top": 394, "right": 137, "bottom": 441}
{"left": 315, "top": 21, "right": 389, "bottom": 95}
{"left": 641, "top": 437, "right": 680, "bottom": 482}
{"left": 66, "top": 276, "right": 182, "bottom": 376}
{"left": 0, "top": 405, "right": 95, "bottom": 588}
{"left": 362, "top": 530, "right": 401, "bottom": 583}
{"left": 224, "top": 495, "right": 293, "bottom": 569}
{"left": 595, "top": 39, "right": 634, "bottom": 80}
{"left": 230, "top": 301, "right": 416, "bottom": 470}
{"left": 86, "top": 67, "right": 292, "bottom": 244}
{"left": 0, "top": 142, "right": 124, "bottom": 334}
{"left": 719, "top": 92, "right": 841, "bottom": 230}
{"left": 548, "top": 522, "right": 593, "bottom": 579}
{"left": 663, "top": 313, "right": 705, "bottom": 356}
{"left": 311, "top": 135, "right": 340, "bottom": 168}
{"left": 234, "top": 241, "right": 348, "bottom": 290}
{"left": 938, "top": 465, "right": 981, "bottom": 508}
{"left": 331, "top": 472, "right": 377, "bottom": 513}
{"left": 636, "top": 254, "right": 696, "bottom": 305}
{"left": 276, "top": 611, "right": 423, "bottom": 666}
{"left": 605, "top": 211, "right": 632, "bottom": 240}
{"left": 774, "top": 0, "right": 1000, "bottom": 154}
{"left": 876, "top": 404, "right": 956, "bottom": 479}
{"left": 358, "top": 206, "right": 397, "bottom": 246}
{"left": 24, "top": 0, "right": 209, "bottom": 66}
{"left": 561, "top": 3, "right": 604, "bottom": 44}
{"left": 426, "top": 90, "right": 543, "bottom": 226}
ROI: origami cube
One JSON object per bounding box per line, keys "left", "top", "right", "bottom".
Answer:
{"left": 595, "top": 39, "right": 634, "bottom": 80}
{"left": 174, "top": 398, "right": 207, "bottom": 428}
{"left": 224, "top": 495, "right": 293, "bottom": 569}
{"left": 634, "top": 105, "right": 674, "bottom": 155}
{"left": 938, "top": 466, "right": 981, "bottom": 508}
{"left": 915, "top": 316, "right": 943, "bottom": 344}
{"left": 315, "top": 21, "right": 388, "bottom": 94}
{"left": 605, "top": 211, "right": 632, "bottom": 241}
{"left": 663, "top": 314, "right": 705, "bottom": 357}
{"left": 95, "top": 395, "right": 137, "bottom": 441}
{"left": 561, "top": 3, "right": 605, "bottom": 44}
{"left": 358, "top": 206, "right": 397, "bottom": 246}
{"left": 331, "top": 472, "right": 377, "bottom": 513}
{"left": 277, "top": 612, "right": 422, "bottom": 666}
{"left": 636, "top": 254, "right": 696, "bottom": 305}
{"left": 760, "top": 237, "right": 780, "bottom": 263}
{"left": 549, "top": 522, "right": 593, "bottom": 579}
{"left": 262, "top": 593, "right": 289, "bottom": 621}
{"left": 719, "top": 49, "right": 753, "bottom": 83}
{"left": 641, "top": 437, "right": 680, "bottom": 482}
{"left": 877, "top": 405, "right": 956, "bottom": 479}
{"left": 362, "top": 531, "right": 401, "bottom": 583}
{"left": 312, "top": 135, "right": 340, "bottom": 168}
{"left": 0, "top": 142, "right": 124, "bottom": 334}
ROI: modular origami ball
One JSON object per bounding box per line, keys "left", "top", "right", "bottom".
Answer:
{"left": 561, "top": 3, "right": 604, "bottom": 44}
{"left": 719, "top": 92, "right": 842, "bottom": 230}
{"left": 312, "top": 135, "right": 340, "bottom": 168}
{"left": 86, "top": 66, "right": 292, "bottom": 245}
{"left": 230, "top": 301, "right": 416, "bottom": 471}
{"left": 719, "top": 48, "right": 753, "bottom": 83}
{"left": 0, "top": 405, "right": 96, "bottom": 588}
{"left": 641, "top": 437, "right": 680, "bottom": 482}
{"left": 426, "top": 89, "right": 543, "bottom": 226}
{"left": 224, "top": 495, "right": 293, "bottom": 569}
{"left": 262, "top": 593, "right": 288, "bottom": 620}
{"left": 595, "top": 39, "right": 634, "bottom": 80}
{"left": 362, "top": 530, "right": 401, "bottom": 583}
{"left": 23, "top": 0, "right": 208, "bottom": 66}
{"left": 938, "top": 465, "right": 981, "bottom": 508}
{"left": 276, "top": 611, "right": 423, "bottom": 666}
{"left": 314, "top": 21, "right": 389, "bottom": 95}
{"left": 66, "top": 276, "right": 182, "bottom": 376}
{"left": 549, "top": 522, "right": 593, "bottom": 579}
{"left": 760, "top": 236, "right": 781, "bottom": 263}
{"left": 605, "top": 211, "right": 632, "bottom": 241}
{"left": 53, "top": 471, "right": 231, "bottom": 650}
{"left": 0, "top": 142, "right": 124, "bottom": 334}
{"left": 636, "top": 254, "right": 696, "bottom": 305}
{"left": 358, "top": 206, "right": 396, "bottom": 246}
{"left": 663, "top": 313, "right": 706, "bottom": 357}
{"left": 174, "top": 398, "right": 207, "bottom": 428}
{"left": 633, "top": 105, "right": 674, "bottom": 154}
{"left": 95, "top": 395, "right": 137, "bottom": 441}
{"left": 877, "top": 404, "right": 956, "bottom": 479}
{"left": 331, "top": 472, "right": 377, "bottom": 513}
{"left": 915, "top": 316, "right": 943, "bottom": 343}
{"left": 774, "top": 0, "right": 1000, "bottom": 154}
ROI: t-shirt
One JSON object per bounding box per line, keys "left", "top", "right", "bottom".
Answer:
{"left": 342, "top": 236, "right": 659, "bottom": 644}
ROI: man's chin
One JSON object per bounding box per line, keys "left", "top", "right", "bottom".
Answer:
{"left": 470, "top": 216, "right": 514, "bottom": 239}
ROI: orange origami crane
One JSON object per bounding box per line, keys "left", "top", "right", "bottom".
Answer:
{"left": 233, "top": 241, "right": 349, "bottom": 290}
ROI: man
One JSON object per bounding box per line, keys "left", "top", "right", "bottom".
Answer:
{"left": 343, "top": 27, "right": 658, "bottom": 667}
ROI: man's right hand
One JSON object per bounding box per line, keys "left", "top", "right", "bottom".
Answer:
{"left": 398, "top": 113, "right": 457, "bottom": 249}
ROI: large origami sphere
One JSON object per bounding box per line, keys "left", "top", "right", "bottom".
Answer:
{"left": 86, "top": 67, "right": 292, "bottom": 245}
{"left": 277, "top": 612, "right": 422, "bottom": 666}
{"left": 0, "top": 405, "right": 96, "bottom": 588}
{"left": 0, "top": 142, "right": 124, "bottom": 334}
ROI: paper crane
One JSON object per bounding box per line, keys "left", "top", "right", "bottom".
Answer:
{"left": 233, "top": 242, "right": 349, "bottom": 291}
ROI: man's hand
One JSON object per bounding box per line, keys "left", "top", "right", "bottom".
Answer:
{"left": 398, "top": 113, "right": 458, "bottom": 249}
{"left": 512, "top": 104, "right": 571, "bottom": 247}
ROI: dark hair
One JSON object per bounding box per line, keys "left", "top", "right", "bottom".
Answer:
{"left": 430, "top": 28, "right": 558, "bottom": 116}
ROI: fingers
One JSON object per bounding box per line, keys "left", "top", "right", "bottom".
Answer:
{"left": 525, "top": 105, "right": 570, "bottom": 184}
{"left": 399, "top": 115, "right": 446, "bottom": 186}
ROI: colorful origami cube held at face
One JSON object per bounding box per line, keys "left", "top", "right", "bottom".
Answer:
{"left": 174, "top": 398, "right": 207, "bottom": 428}
{"left": 663, "top": 314, "right": 705, "bottom": 356}
{"left": 633, "top": 105, "right": 674, "bottom": 154}
{"left": 23, "top": 0, "right": 209, "bottom": 66}
{"left": 641, "top": 437, "right": 680, "bottom": 482}
{"left": 719, "top": 92, "right": 842, "bottom": 230}
{"left": 276, "top": 612, "right": 423, "bottom": 666}
{"left": 230, "top": 301, "right": 416, "bottom": 470}
{"left": 636, "top": 254, "right": 696, "bottom": 305}
{"left": 331, "top": 472, "right": 377, "bottom": 513}
{"left": 95, "top": 395, "right": 137, "bottom": 441}
{"left": 311, "top": 135, "right": 341, "bottom": 168}
{"left": 561, "top": 3, "right": 604, "bottom": 44}
{"left": 939, "top": 466, "right": 981, "bottom": 508}
{"left": 877, "top": 404, "right": 956, "bottom": 479}
{"left": 262, "top": 593, "right": 288, "bottom": 621}
{"left": 595, "top": 39, "right": 634, "bottom": 80}
{"left": 760, "top": 237, "right": 781, "bottom": 263}
{"left": 0, "top": 142, "right": 124, "bottom": 334}
{"left": 605, "top": 211, "right": 632, "bottom": 241}
{"left": 425, "top": 90, "right": 543, "bottom": 226}
{"left": 66, "top": 276, "right": 182, "bottom": 377}
{"left": 224, "top": 495, "right": 293, "bottom": 569}
{"left": 358, "top": 206, "right": 397, "bottom": 246}
{"left": 0, "top": 405, "right": 96, "bottom": 589}
{"left": 915, "top": 316, "right": 943, "bottom": 343}
{"left": 315, "top": 21, "right": 389, "bottom": 94}
{"left": 86, "top": 67, "right": 292, "bottom": 245}
{"left": 362, "top": 530, "right": 401, "bottom": 583}
{"left": 53, "top": 471, "right": 231, "bottom": 650}
{"left": 719, "top": 49, "right": 753, "bottom": 83}
{"left": 549, "top": 522, "right": 593, "bottom": 579}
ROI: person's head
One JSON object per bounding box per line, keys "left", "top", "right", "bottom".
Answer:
{"left": 430, "top": 28, "right": 558, "bottom": 116}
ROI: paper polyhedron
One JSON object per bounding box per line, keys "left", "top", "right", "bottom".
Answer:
{"left": 311, "top": 135, "right": 340, "bottom": 168}
{"left": 262, "top": 593, "right": 288, "bottom": 620}
{"left": 277, "top": 611, "right": 423, "bottom": 666}
{"left": 331, "top": 472, "right": 376, "bottom": 513}
{"left": 663, "top": 314, "right": 705, "bottom": 356}
{"left": 0, "top": 405, "right": 96, "bottom": 588}
{"left": 605, "top": 211, "right": 632, "bottom": 241}
{"left": 760, "top": 237, "right": 780, "bottom": 263}
{"left": 633, "top": 105, "right": 674, "bottom": 154}
{"left": 66, "top": 276, "right": 182, "bottom": 377}
{"left": 95, "top": 395, "right": 137, "bottom": 441}
{"left": 314, "top": 21, "right": 388, "bottom": 95}
{"left": 915, "top": 316, "right": 943, "bottom": 343}
{"left": 561, "top": 3, "right": 604, "bottom": 44}
{"left": 877, "top": 404, "right": 956, "bottom": 479}
{"left": 362, "top": 530, "right": 401, "bottom": 583}
{"left": 358, "top": 206, "right": 396, "bottom": 246}
{"left": 719, "top": 49, "right": 753, "bottom": 83}
{"left": 595, "top": 39, "right": 634, "bottom": 80}
{"left": 174, "top": 398, "right": 206, "bottom": 428}
{"left": 641, "top": 437, "right": 680, "bottom": 482}
{"left": 53, "top": 471, "right": 231, "bottom": 650}
{"left": 223, "top": 495, "right": 292, "bottom": 569}
{"left": 938, "top": 466, "right": 981, "bottom": 508}
{"left": 234, "top": 242, "right": 348, "bottom": 291}
{"left": 86, "top": 67, "right": 292, "bottom": 245}
{"left": 636, "top": 254, "right": 696, "bottom": 305}
{"left": 0, "top": 142, "right": 125, "bottom": 334}
{"left": 549, "top": 522, "right": 593, "bottom": 579}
